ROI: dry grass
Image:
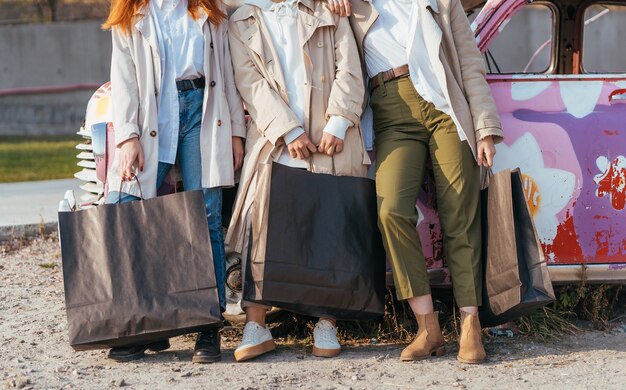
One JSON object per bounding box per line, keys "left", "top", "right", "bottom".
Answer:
{"left": 223, "top": 285, "right": 625, "bottom": 346}
{"left": 0, "top": 227, "right": 33, "bottom": 256}
{"left": 516, "top": 306, "right": 580, "bottom": 340}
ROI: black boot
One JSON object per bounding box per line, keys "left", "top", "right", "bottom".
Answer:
{"left": 107, "top": 339, "right": 170, "bottom": 362}
{"left": 192, "top": 329, "right": 221, "bottom": 363}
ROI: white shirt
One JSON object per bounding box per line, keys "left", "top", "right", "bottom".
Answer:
{"left": 246, "top": 0, "right": 353, "bottom": 168}
{"left": 363, "top": 0, "right": 412, "bottom": 77}
{"left": 151, "top": 0, "right": 206, "bottom": 164}
{"left": 363, "top": 0, "right": 466, "bottom": 141}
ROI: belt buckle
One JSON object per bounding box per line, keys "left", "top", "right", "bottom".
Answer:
{"left": 384, "top": 69, "right": 394, "bottom": 82}
{"left": 375, "top": 72, "right": 385, "bottom": 89}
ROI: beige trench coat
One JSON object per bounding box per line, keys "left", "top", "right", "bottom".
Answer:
{"left": 107, "top": 5, "right": 246, "bottom": 199}
{"left": 225, "top": 0, "right": 369, "bottom": 254}
{"left": 349, "top": 0, "right": 504, "bottom": 158}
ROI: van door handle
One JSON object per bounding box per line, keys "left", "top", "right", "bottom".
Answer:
{"left": 609, "top": 88, "right": 626, "bottom": 104}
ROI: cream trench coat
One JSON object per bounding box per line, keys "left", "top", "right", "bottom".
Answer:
{"left": 225, "top": 0, "right": 369, "bottom": 254}
{"left": 107, "top": 5, "right": 246, "bottom": 199}
{"left": 350, "top": 0, "right": 504, "bottom": 158}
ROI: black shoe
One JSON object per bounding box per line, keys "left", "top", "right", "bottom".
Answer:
{"left": 192, "top": 329, "right": 221, "bottom": 363}
{"left": 107, "top": 339, "right": 170, "bottom": 362}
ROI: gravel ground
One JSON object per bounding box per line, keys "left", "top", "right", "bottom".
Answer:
{"left": 1, "top": 237, "right": 625, "bottom": 390}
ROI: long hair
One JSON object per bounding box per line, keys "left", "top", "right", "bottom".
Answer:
{"left": 102, "top": 0, "right": 227, "bottom": 33}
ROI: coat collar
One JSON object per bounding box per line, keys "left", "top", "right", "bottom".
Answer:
{"left": 234, "top": 6, "right": 288, "bottom": 93}
{"left": 195, "top": 7, "right": 209, "bottom": 30}
{"left": 357, "top": 0, "right": 439, "bottom": 15}
{"left": 133, "top": 3, "right": 208, "bottom": 53}
{"left": 236, "top": 0, "right": 315, "bottom": 17}
{"left": 134, "top": 2, "right": 208, "bottom": 28}
{"left": 351, "top": 0, "right": 440, "bottom": 51}
{"left": 134, "top": 7, "right": 159, "bottom": 56}
{"left": 233, "top": 1, "right": 333, "bottom": 100}
{"left": 233, "top": 2, "right": 333, "bottom": 53}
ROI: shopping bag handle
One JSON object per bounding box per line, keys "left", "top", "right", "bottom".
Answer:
{"left": 481, "top": 167, "right": 493, "bottom": 190}
{"left": 306, "top": 155, "right": 336, "bottom": 175}
{"left": 117, "top": 175, "right": 145, "bottom": 202}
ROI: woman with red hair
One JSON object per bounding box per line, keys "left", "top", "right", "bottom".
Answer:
{"left": 102, "top": 0, "right": 246, "bottom": 363}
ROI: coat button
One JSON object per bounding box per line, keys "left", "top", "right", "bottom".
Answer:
{"left": 150, "top": 130, "right": 157, "bottom": 137}
{"left": 210, "top": 42, "right": 214, "bottom": 49}
{"left": 317, "top": 42, "right": 324, "bottom": 48}
{"left": 217, "top": 120, "right": 222, "bottom": 126}
{"left": 210, "top": 81, "right": 216, "bottom": 87}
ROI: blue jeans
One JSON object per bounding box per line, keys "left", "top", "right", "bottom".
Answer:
{"left": 107, "top": 88, "right": 227, "bottom": 311}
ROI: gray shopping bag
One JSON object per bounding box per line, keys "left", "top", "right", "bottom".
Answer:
{"left": 243, "top": 162, "right": 386, "bottom": 320}
{"left": 58, "top": 189, "right": 221, "bottom": 351}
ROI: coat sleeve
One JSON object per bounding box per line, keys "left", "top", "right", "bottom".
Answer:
{"left": 227, "top": 19, "right": 302, "bottom": 146}
{"left": 221, "top": 20, "right": 247, "bottom": 139}
{"left": 110, "top": 28, "right": 141, "bottom": 147}
{"left": 449, "top": 0, "right": 503, "bottom": 143}
{"left": 325, "top": 15, "right": 365, "bottom": 125}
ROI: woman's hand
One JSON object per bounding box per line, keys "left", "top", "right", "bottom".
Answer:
{"left": 288, "top": 133, "right": 317, "bottom": 160}
{"left": 232, "top": 136, "right": 244, "bottom": 171}
{"left": 318, "top": 132, "right": 344, "bottom": 156}
{"left": 327, "top": 0, "right": 351, "bottom": 16}
{"left": 477, "top": 136, "right": 496, "bottom": 167}
{"left": 118, "top": 137, "right": 144, "bottom": 181}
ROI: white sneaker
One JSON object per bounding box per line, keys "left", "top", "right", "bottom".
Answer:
{"left": 312, "top": 319, "right": 341, "bottom": 358}
{"left": 234, "top": 321, "right": 275, "bottom": 362}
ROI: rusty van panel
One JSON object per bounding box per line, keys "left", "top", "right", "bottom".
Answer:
{"left": 488, "top": 75, "right": 626, "bottom": 265}
{"left": 418, "top": 0, "right": 626, "bottom": 283}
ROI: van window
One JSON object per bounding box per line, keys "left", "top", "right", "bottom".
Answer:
{"left": 484, "top": 4, "right": 555, "bottom": 74}
{"left": 583, "top": 5, "right": 626, "bottom": 73}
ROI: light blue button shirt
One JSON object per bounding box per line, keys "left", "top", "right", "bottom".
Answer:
{"left": 151, "top": 0, "right": 205, "bottom": 164}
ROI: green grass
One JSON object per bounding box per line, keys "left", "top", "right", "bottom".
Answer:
{"left": 0, "top": 136, "right": 79, "bottom": 183}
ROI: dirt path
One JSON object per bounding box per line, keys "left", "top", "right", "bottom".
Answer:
{"left": 1, "top": 238, "right": 625, "bottom": 389}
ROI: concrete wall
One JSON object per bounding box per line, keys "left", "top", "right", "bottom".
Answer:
{"left": 1, "top": 7, "right": 624, "bottom": 136}
{"left": 0, "top": 20, "right": 111, "bottom": 136}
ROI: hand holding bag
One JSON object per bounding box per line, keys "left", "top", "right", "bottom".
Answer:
{"left": 479, "top": 168, "right": 556, "bottom": 327}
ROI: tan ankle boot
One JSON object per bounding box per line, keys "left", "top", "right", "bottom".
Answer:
{"left": 400, "top": 312, "right": 445, "bottom": 361}
{"left": 457, "top": 311, "right": 486, "bottom": 364}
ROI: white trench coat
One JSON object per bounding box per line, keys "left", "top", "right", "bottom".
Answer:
{"left": 107, "top": 5, "right": 246, "bottom": 199}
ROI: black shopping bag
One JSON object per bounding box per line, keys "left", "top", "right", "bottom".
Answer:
{"left": 244, "top": 162, "right": 386, "bottom": 320}
{"left": 58, "top": 190, "right": 221, "bottom": 351}
{"left": 479, "top": 168, "right": 556, "bottom": 327}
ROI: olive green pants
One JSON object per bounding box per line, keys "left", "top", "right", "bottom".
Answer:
{"left": 371, "top": 75, "right": 482, "bottom": 307}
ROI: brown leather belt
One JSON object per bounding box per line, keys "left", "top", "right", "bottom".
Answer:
{"left": 369, "top": 64, "right": 410, "bottom": 91}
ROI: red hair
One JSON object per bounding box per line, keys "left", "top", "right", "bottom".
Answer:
{"left": 103, "top": 0, "right": 226, "bottom": 33}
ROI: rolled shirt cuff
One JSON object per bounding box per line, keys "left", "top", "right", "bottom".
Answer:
{"left": 114, "top": 123, "right": 141, "bottom": 147}
{"left": 283, "top": 127, "right": 305, "bottom": 145}
{"left": 322, "top": 116, "right": 353, "bottom": 141}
